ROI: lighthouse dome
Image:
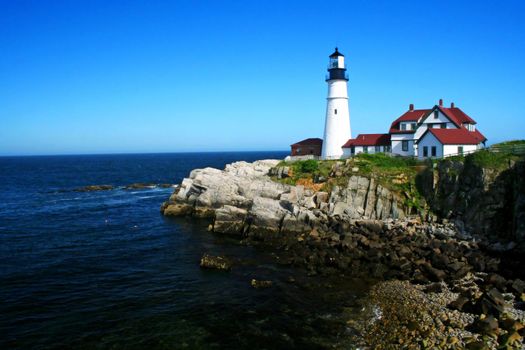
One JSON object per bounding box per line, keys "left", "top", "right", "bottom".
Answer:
{"left": 329, "top": 47, "right": 344, "bottom": 58}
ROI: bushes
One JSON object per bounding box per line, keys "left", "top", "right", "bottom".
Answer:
{"left": 298, "top": 159, "right": 319, "bottom": 173}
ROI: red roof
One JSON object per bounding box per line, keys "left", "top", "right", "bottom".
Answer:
{"left": 291, "top": 138, "right": 323, "bottom": 147}
{"left": 440, "top": 107, "right": 476, "bottom": 125}
{"left": 471, "top": 129, "right": 487, "bottom": 142}
{"left": 389, "top": 105, "right": 478, "bottom": 134}
{"left": 342, "top": 134, "right": 391, "bottom": 147}
{"left": 389, "top": 109, "right": 430, "bottom": 133}
{"left": 422, "top": 128, "right": 481, "bottom": 145}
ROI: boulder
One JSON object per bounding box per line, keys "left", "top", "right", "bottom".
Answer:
{"left": 163, "top": 203, "right": 193, "bottom": 216}
{"left": 250, "top": 279, "right": 273, "bottom": 289}
{"left": 199, "top": 254, "right": 232, "bottom": 271}
{"left": 213, "top": 205, "right": 248, "bottom": 235}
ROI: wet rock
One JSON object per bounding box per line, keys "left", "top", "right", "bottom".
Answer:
{"left": 471, "top": 315, "right": 499, "bottom": 335}
{"left": 449, "top": 295, "right": 470, "bottom": 311}
{"left": 159, "top": 183, "right": 175, "bottom": 188}
{"left": 124, "top": 183, "right": 157, "bottom": 190}
{"left": 473, "top": 288, "right": 506, "bottom": 317}
{"left": 250, "top": 279, "right": 273, "bottom": 289}
{"left": 75, "top": 184, "right": 114, "bottom": 192}
{"left": 499, "top": 332, "right": 523, "bottom": 347}
{"left": 422, "top": 263, "right": 446, "bottom": 282}
{"left": 163, "top": 203, "right": 193, "bottom": 216}
{"left": 199, "top": 253, "right": 232, "bottom": 271}
{"left": 500, "top": 317, "right": 524, "bottom": 333}
{"left": 484, "top": 273, "right": 507, "bottom": 290}
{"left": 466, "top": 340, "right": 490, "bottom": 350}
{"left": 511, "top": 279, "right": 525, "bottom": 294}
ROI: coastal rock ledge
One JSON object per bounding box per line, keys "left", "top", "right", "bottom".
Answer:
{"left": 160, "top": 159, "right": 407, "bottom": 237}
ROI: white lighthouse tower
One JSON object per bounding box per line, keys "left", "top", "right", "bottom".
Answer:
{"left": 321, "top": 48, "right": 351, "bottom": 159}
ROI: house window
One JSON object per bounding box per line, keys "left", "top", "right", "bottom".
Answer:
{"left": 431, "top": 146, "right": 436, "bottom": 157}
{"left": 402, "top": 140, "right": 408, "bottom": 152}
{"left": 350, "top": 146, "right": 355, "bottom": 154}
{"left": 401, "top": 123, "right": 406, "bottom": 131}
{"left": 458, "top": 146, "right": 464, "bottom": 155}
{"left": 363, "top": 146, "right": 368, "bottom": 153}
{"left": 375, "top": 146, "right": 381, "bottom": 153}
{"left": 385, "top": 145, "right": 391, "bottom": 153}
{"left": 334, "top": 109, "right": 337, "bottom": 115}
{"left": 441, "top": 123, "right": 446, "bottom": 129}
{"left": 434, "top": 110, "right": 439, "bottom": 119}
{"left": 423, "top": 146, "right": 428, "bottom": 157}
{"left": 411, "top": 123, "right": 417, "bottom": 130}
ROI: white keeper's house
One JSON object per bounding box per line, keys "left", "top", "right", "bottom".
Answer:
{"left": 290, "top": 48, "right": 487, "bottom": 160}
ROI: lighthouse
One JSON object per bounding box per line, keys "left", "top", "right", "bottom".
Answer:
{"left": 321, "top": 48, "right": 352, "bottom": 159}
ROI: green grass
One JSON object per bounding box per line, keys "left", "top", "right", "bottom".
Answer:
{"left": 443, "top": 147, "right": 521, "bottom": 171}
{"left": 272, "top": 159, "right": 336, "bottom": 186}
{"left": 273, "top": 154, "right": 429, "bottom": 214}
{"left": 493, "top": 139, "right": 525, "bottom": 146}
{"left": 466, "top": 150, "right": 519, "bottom": 170}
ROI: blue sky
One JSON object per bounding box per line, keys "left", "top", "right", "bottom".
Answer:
{"left": 1, "top": 0, "right": 524, "bottom": 155}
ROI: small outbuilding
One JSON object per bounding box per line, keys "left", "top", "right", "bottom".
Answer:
{"left": 290, "top": 138, "right": 323, "bottom": 156}
{"left": 342, "top": 134, "right": 391, "bottom": 157}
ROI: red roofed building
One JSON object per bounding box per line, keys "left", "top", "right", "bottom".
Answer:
{"left": 289, "top": 99, "right": 486, "bottom": 160}
{"left": 387, "top": 99, "right": 486, "bottom": 158}
{"left": 290, "top": 138, "right": 323, "bottom": 157}
{"left": 341, "top": 133, "right": 391, "bottom": 156}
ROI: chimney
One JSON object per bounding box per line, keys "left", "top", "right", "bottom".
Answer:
{"left": 450, "top": 102, "right": 455, "bottom": 108}
{"left": 409, "top": 103, "right": 414, "bottom": 111}
{"left": 439, "top": 99, "right": 443, "bottom": 107}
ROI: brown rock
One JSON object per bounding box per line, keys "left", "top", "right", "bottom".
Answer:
{"left": 199, "top": 254, "right": 232, "bottom": 271}
{"left": 163, "top": 203, "right": 193, "bottom": 216}
{"left": 251, "top": 279, "right": 273, "bottom": 289}
{"left": 76, "top": 184, "right": 114, "bottom": 192}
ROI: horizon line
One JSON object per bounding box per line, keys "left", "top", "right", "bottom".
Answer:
{"left": 0, "top": 149, "right": 290, "bottom": 158}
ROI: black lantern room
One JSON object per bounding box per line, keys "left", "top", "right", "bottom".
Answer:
{"left": 327, "top": 47, "right": 348, "bottom": 81}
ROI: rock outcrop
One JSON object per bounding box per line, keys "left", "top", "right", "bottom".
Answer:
{"left": 161, "top": 160, "right": 408, "bottom": 237}
{"left": 161, "top": 157, "right": 525, "bottom": 349}
{"left": 421, "top": 158, "right": 525, "bottom": 241}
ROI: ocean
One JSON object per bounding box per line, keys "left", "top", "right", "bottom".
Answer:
{"left": 0, "top": 152, "right": 368, "bottom": 349}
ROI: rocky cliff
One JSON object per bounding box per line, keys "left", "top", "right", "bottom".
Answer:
{"left": 160, "top": 156, "right": 525, "bottom": 349}
{"left": 160, "top": 160, "right": 409, "bottom": 238}
{"left": 421, "top": 156, "right": 525, "bottom": 241}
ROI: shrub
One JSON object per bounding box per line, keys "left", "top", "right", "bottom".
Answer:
{"left": 298, "top": 160, "right": 319, "bottom": 173}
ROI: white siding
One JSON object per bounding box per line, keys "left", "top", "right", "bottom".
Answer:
{"left": 342, "top": 147, "right": 352, "bottom": 158}
{"left": 413, "top": 109, "right": 457, "bottom": 140}
{"left": 342, "top": 145, "right": 390, "bottom": 157}
{"left": 443, "top": 144, "right": 478, "bottom": 157}
{"left": 399, "top": 122, "right": 417, "bottom": 131}
{"left": 417, "top": 132, "right": 443, "bottom": 159}
{"left": 391, "top": 134, "right": 415, "bottom": 156}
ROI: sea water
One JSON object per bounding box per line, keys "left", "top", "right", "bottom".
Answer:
{"left": 0, "top": 152, "right": 368, "bottom": 349}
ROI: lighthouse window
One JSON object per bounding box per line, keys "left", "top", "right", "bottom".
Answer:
{"left": 334, "top": 109, "right": 337, "bottom": 115}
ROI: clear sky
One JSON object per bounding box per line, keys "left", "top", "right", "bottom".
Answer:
{"left": 1, "top": 0, "right": 524, "bottom": 155}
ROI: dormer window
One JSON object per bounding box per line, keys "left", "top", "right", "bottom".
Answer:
{"left": 401, "top": 123, "right": 406, "bottom": 131}
{"left": 434, "top": 110, "right": 438, "bottom": 119}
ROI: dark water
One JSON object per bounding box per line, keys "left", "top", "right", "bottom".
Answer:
{"left": 0, "top": 152, "right": 368, "bottom": 349}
